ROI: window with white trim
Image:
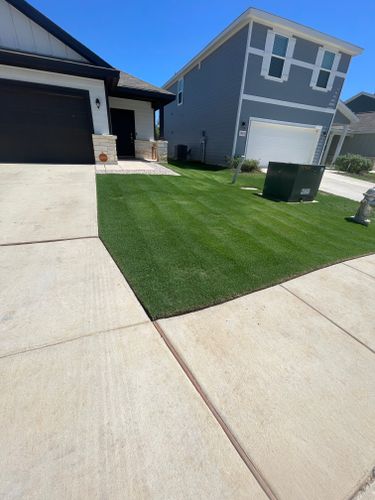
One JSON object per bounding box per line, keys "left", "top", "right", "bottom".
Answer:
{"left": 177, "top": 78, "right": 184, "bottom": 106}
{"left": 261, "top": 31, "right": 296, "bottom": 82}
{"left": 269, "top": 35, "right": 288, "bottom": 78}
{"left": 310, "top": 48, "right": 340, "bottom": 91}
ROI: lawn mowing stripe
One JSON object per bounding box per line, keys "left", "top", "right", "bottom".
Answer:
{"left": 97, "top": 166, "right": 375, "bottom": 318}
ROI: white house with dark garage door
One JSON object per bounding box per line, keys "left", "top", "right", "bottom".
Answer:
{"left": 0, "top": 0, "right": 174, "bottom": 165}
{"left": 162, "top": 8, "right": 362, "bottom": 166}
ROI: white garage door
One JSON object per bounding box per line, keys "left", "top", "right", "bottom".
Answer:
{"left": 246, "top": 120, "right": 321, "bottom": 166}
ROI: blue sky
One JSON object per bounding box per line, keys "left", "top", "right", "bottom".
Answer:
{"left": 31, "top": 0, "right": 374, "bottom": 99}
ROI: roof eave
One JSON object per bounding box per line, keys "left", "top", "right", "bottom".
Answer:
{"left": 109, "top": 86, "right": 175, "bottom": 106}
{"left": 337, "top": 100, "right": 359, "bottom": 123}
{"left": 0, "top": 48, "right": 119, "bottom": 87}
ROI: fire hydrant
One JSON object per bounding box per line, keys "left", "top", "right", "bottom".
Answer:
{"left": 350, "top": 187, "right": 375, "bottom": 226}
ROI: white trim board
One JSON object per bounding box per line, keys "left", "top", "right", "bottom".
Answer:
{"left": 248, "top": 46, "right": 347, "bottom": 79}
{"left": 242, "top": 93, "right": 336, "bottom": 114}
{"left": 336, "top": 100, "right": 359, "bottom": 123}
{"left": 248, "top": 117, "right": 322, "bottom": 129}
{"left": 232, "top": 21, "right": 252, "bottom": 157}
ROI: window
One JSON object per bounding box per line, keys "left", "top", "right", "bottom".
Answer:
{"left": 261, "top": 31, "right": 295, "bottom": 82}
{"left": 316, "top": 50, "right": 335, "bottom": 89}
{"left": 177, "top": 78, "right": 184, "bottom": 106}
{"left": 311, "top": 48, "right": 340, "bottom": 91}
{"left": 268, "top": 35, "right": 289, "bottom": 78}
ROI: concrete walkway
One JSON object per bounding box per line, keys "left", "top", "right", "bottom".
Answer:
{"left": 158, "top": 256, "right": 375, "bottom": 500}
{"left": 320, "top": 170, "right": 374, "bottom": 201}
{"left": 1, "top": 164, "right": 374, "bottom": 499}
{"left": 96, "top": 159, "right": 179, "bottom": 176}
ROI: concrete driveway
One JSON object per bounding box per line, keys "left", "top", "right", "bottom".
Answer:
{"left": 320, "top": 170, "right": 374, "bottom": 201}
{"left": 0, "top": 164, "right": 98, "bottom": 245}
{"left": 0, "top": 164, "right": 264, "bottom": 499}
{"left": 1, "top": 164, "right": 374, "bottom": 499}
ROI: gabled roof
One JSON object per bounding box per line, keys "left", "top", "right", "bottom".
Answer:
{"left": 5, "top": 0, "right": 112, "bottom": 68}
{"left": 345, "top": 92, "right": 375, "bottom": 104}
{"left": 345, "top": 92, "right": 375, "bottom": 113}
{"left": 163, "top": 7, "right": 363, "bottom": 88}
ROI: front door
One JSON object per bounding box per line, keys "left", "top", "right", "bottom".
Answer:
{"left": 110, "top": 108, "right": 136, "bottom": 158}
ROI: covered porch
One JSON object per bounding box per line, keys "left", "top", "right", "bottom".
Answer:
{"left": 92, "top": 71, "right": 175, "bottom": 165}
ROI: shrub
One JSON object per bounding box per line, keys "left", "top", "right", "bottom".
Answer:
{"left": 226, "top": 156, "right": 260, "bottom": 173}
{"left": 335, "top": 154, "right": 372, "bottom": 174}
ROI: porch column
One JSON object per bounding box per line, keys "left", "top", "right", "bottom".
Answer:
{"left": 159, "top": 106, "right": 165, "bottom": 140}
{"left": 332, "top": 125, "right": 349, "bottom": 165}
{"left": 321, "top": 132, "right": 335, "bottom": 165}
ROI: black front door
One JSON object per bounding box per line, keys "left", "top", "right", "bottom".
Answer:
{"left": 110, "top": 108, "right": 136, "bottom": 158}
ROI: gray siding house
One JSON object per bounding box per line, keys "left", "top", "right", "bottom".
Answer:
{"left": 162, "top": 8, "right": 362, "bottom": 166}
{"left": 323, "top": 93, "right": 375, "bottom": 165}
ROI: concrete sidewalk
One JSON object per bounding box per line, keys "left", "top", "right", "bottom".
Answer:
{"left": 320, "top": 170, "right": 374, "bottom": 201}
{"left": 158, "top": 255, "right": 375, "bottom": 500}
{"left": 1, "top": 164, "right": 374, "bottom": 499}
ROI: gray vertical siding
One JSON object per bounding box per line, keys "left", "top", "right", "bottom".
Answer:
{"left": 293, "top": 37, "right": 318, "bottom": 64}
{"left": 249, "top": 22, "right": 269, "bottom": 50}
{"left": 164, "top": 25, "right": 248, "bottom": 165}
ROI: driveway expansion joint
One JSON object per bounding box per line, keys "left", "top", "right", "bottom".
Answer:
{"left": 343, "top": 262, "right": 375, "bottom": 281}
{"left": 280, "top": 284, "right": 375, "bottom": 355}
{"left": 0, "top": 235, "right": 98, "bottom": 247}
{"left": 0, "top": 320, "right": 151, "bottom": 361}
{"left": 153, "top": 320, "right": 279, "bottom": 500}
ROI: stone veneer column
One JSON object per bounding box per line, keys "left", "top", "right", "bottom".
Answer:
{"left": 134, "top": 140, "right": 155, "bottom": 161}
{"left": 156, "top": 141, "right": 168, "bottom": 162}
{"left": 92, "top": 134, "right": 118, "bottom": 165}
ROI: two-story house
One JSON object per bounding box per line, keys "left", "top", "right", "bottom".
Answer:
{"left": 162, "top": 8, "right": 362, "bottom": 167}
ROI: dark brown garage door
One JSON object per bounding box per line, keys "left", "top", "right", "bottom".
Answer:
{"left": 0, "top": 79, "right": 95, "bottom": 164}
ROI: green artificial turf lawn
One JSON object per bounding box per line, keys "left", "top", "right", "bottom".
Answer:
{"left": 97, "top": 161, "right": 375, "bottom": 319}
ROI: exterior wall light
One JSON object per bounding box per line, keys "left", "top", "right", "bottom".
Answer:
{"left": 95, "top": 98, "right": 101, "bottom": 109}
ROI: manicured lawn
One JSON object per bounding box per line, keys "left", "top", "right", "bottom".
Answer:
{"left": 97, "top": 161, "right": 375, "bottom": 319}
{"left": 336, "top": 171, "right": 375, "bottom": 183}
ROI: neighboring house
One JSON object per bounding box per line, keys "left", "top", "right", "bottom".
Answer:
{"left": 0, "top": 0, "right": 174, "bottom": 165}
{"left": 162, "top": 8, "right": 362, "bottom": 167}
{"left": 323, "top": 93, "right": 375, "bottom": 165}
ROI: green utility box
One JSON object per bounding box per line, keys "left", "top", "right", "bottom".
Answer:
{"left": 263, "top": 162, "right": 325, "bottom": 202}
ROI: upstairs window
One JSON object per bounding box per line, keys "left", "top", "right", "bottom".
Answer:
{"left": 316, "top": 50, "right": 335, "bottom": 88}
{"left": 177, "top": 78, "right": 184, "bottom": 106}
{"left": 268, "top": 35, "right": 289, "bottom": 78}
{"left": 261, "top": 31, "right": 295, "bottom": 82}
{"left": 311, "top": 48, "right": 340, "bottom": 91}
